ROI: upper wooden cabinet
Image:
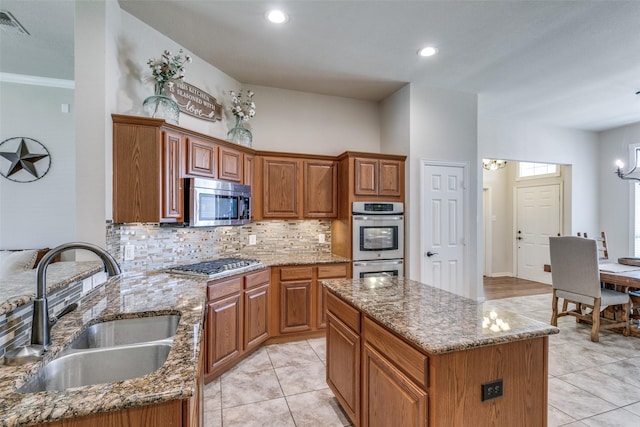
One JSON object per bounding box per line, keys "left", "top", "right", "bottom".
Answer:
{"left": 256, "top": 154, "right": 338, "bottom": 220}
{"left": 112, "top": 115, "right": 256, "bottom": 224}
{"left": 354, "top": 156, "right": 403, "bottom": 198}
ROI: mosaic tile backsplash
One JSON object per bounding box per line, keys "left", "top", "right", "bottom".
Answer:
{"left": 106, "top": 220, "right": 333, "bottom": 277}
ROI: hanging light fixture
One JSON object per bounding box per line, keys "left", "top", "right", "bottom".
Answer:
{"left": 482, "top": 159, "right": 507, "bottom": 171}
{"left": 615, "top": 147, "right": 640, "bottom": 181}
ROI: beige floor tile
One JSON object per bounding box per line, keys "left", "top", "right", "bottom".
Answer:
{"left": 308, "top": 337, "right": 326, "bottom": 361}
{"left": 623, "top": 401, "right": 640, "bottom": 416}
{"left": 203, "top": 377, "right": 221, "bottom": 411}
{"left": 548, "top": 341, "right": 619, "bottom": 376}
{"left": 202, "top": 409, "right": 222, "bottom": 427}
{"left": 557, "top": 367, "right": 640, "bottom": 406}
{"left": 275, "top": 360, "right": 327, "bottom": 396}
{"left": 266, "top": 340, "right": 321, "bottom": 368}
{"left": 548, "top": 377, "right": 617, "bottom": 418}
{"left": 287, "top": 389, "right": 352, "bottom": 426}
{"left": 222, "top": 398, "right": 296, "bottom": 427}
{"left": 221, "top": 367, "right": 283, "bottom": 408}
{"left": 227, "top": 346, "right": 273, "bottom": 374}
{"left": 548, "top": 404, "right": 577, "bottom": 427}
{"left": 580, "top": 407, "right": 640, "bottom": 427}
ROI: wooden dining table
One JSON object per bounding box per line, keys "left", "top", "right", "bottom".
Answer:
{"left": 599, "top": 263, "right": 640, "bottom": 336}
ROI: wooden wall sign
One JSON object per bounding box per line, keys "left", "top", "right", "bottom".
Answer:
{"left": 166, "top": 81, "right": 223, "bottom": 122}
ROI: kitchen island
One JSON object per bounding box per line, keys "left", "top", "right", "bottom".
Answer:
{"left": 322, "top": 277, "right": 559, "bottom": 427}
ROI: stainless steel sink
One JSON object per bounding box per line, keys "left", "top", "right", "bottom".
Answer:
{"left": 70, "top": 315, "right": 180, "bottom": 349}
{"left": 18, "top": 342, "right": 172, "bottom": 393}
{"left": 17, "top": 314, "right": 180, "bottom": 393}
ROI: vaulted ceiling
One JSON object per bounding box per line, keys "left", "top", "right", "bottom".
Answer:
{"left": 2, "top": 1, "right": 640, "bottom": 132}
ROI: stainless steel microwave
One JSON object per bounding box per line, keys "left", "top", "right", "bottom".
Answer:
{"left": 186, "top": 178, "right": 251, "bottom": 227}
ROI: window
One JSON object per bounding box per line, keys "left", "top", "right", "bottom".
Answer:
{"left": 518, "top": 162, "right": 558, "bottom": 178}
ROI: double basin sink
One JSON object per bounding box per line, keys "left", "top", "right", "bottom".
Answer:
{"left": 18, "top": 314, "right": 180, "bottom": 393}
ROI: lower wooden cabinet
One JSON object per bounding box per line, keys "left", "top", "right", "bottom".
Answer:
{"left": 271, "top": 263, "right": 348, "bottom": 337}
{"left": 205, "top": 269, "right": 270, "bottom": 382}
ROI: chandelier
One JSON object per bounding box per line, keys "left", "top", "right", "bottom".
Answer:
{"left": 615, "top": 147, "right": 640, "bottom": 182}
{"left": 482, "top": 159, "right": 507, "bottom": 171}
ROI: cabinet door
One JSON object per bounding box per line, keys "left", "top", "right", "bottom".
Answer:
{"left": 186, "top": 137, "right": 217, "bottom": 178}
{"left": 379, "top": 159, "right": 402, "bottom": 197}
{"left": 263, "top": 157, "right": 299, "bottom": 218}
{"left": 326, "top": 312, "right": 360, "bottom": 425}
{"left": 354, "top": 158, "right": 378, "bottom": 196}
{"left": 303, "top": 160, "right": 337, "bottom": 218}
{"left": 244, "top": 283, "right": 269, "bottom": 351}
{"left": 280, "top": 281, "right": 312, "bottom": 333}
{"left": 362, "top": 344, "right": 428, "bottom": 427}
{"left": 219, "top": 145, "right": 243, "bottom": 182}
{"left": 316, "top": 263, "right": 349, "bottom": 329}
{"left": 206, "top": 293, "right": 242, "bottom": 375}
{"left": 162, "top": 130, "right": 184, "bottom": 222}
{"left": 244, "top": 153, "right": 254, "bottom": 187}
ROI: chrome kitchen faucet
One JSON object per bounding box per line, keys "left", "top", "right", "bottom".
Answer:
{"left": 4, "top": 242, "right": 121, "bottom": 365}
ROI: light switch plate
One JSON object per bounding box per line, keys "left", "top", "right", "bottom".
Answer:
{"left": 124, "top": 244, "right": 135, "bottom": 261}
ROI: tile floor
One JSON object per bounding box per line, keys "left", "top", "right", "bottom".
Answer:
{"left": 203, "top": 294, "right": 640, "bottom": 426}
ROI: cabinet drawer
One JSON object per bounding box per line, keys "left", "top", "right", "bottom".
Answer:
{"left": 207, "top": 276, "right": 242, "bottom": 301}
{"left": 280, "top": 266, "right": 313, "bottom": 281}
{"left": 318, "top": 263, "right": 348, "bottom": 279}
{"left": 245, "top": 268, "right": 270, "bottom": 289}
{"left": 363, "top": 316, "right": 428, "bottom": 389}
{"left": 327, "top": 292, "right": 361, "bottom": 333}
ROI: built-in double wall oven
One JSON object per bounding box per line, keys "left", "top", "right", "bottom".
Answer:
{"left": 352, "top": 201, "right": 404, "bottom": 278}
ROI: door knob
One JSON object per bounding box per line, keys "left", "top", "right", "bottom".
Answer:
{"left": 517, "top": 237, "right": 522, "bottom": 240}
{"left": 426, "top": 251, "right": 438, "bottom": 257}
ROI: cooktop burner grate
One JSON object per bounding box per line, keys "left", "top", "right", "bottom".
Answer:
{"left": 169, "top": 258, "right": 260, "bottom": 276}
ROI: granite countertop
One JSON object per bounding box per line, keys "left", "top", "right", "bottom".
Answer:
{"left": 257, "top": 253, "right": 350, "bottom": 267}
{"left": 322, "top": 277, "right": 559, "bottom": 355}
{"left": 0, "top": 262, "right": 104, "bottom": 316}
{"left": 0, "top": 271, "right": 206, "bottom": 427}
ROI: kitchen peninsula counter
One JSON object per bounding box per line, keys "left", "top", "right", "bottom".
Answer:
{"left": 322, "top": 277, "right": 558, "bottom": 427}
{"left": 0, "top": 271, "right": 206, "bottom": 427}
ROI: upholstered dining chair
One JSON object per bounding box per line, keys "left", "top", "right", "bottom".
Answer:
{"left": 549, "top": 236, "right": 630, "bottom": 342}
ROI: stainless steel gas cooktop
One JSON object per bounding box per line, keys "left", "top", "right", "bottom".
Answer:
{"left": 168, "top": 257, "right": 261, "bottom": 277}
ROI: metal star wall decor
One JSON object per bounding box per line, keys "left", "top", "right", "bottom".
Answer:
{"left": 0, "top": 137, "right": 51, "bottom": 183}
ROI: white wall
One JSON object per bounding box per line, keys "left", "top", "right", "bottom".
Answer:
{"left": 482, "top": 164, "right": 513, "bottom": 275}
{"left": 406, "top": 83, "right": 479, "bottom": 299}
{"left": 599, "top": 122, "right": 640, "bottom": 259}
{"left": 0, "top": 82, "right": 75, "bottom": 249}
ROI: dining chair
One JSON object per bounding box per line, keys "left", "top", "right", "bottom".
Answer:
{"left": 577, "top": 231, "right": 609, "bottom": 261}
{"left": 549, "top": 236, "right": 630, "bottom": 342}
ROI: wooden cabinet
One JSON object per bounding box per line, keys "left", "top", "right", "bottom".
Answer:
{"left": 262, "top": 156, "right": 300, "bottom": 218}
{"left": 327, "top": 292, "right": 361, "bottom": 426}
{"left": 354, "top": 157, "right": 402, "bottom": 197}
{"left": 304, "top": 159, "right": 338, "bottom": 218}
{"left": 219, "top": 145, "right": 243, "bottom": 182}
{"left": 270, "top": 263, "right": 348, "bottom": 337}
{"left": 257, "top": 154, "right": 338, "bottom": 219}
{"left": 186, "top": 136, "right": 217, "bottom": 178}
{"left": 112, "top": 115, "right": 257, "bottom": 223}
{"left": 204, "top": 268, "right": 270, "bottom": 382}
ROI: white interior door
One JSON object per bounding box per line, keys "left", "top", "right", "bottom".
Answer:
{"left": 421, "top": 162, "right": 465, "bottom": 295}
{"left": 516, "top": 184, "right": 560, "bottom": 284}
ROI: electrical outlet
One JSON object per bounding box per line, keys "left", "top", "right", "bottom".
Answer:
{"left": 318, "top": 233, "right": 326, "bottom": 243}
{"left": 124, "top": 244, "right": 135, "bottom": 261}
{"left": 481, "top": 379, "right": 503, "bottom": 401}
{"left": 249, "top": 235, "right": 257, "bottom": 245}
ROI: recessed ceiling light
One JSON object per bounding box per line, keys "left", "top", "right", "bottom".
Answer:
{"left": 266, "top": 9, "right": 288, "bottom": 24}
{"left": 418, "top": 46, "right": 438, "bottom": 57}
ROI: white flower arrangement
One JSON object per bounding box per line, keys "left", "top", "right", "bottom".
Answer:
{"left": 229, "top": 89, "right": 256, "bottom": 122}
{"left": 147, "top": 49, "right": 192, "bottom": 92}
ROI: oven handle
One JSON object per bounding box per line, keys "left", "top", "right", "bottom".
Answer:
{"left": 352, "top": 215, "right": 404, "bottom": 221}
{"left": 353, "top": 260, "right": 404, "bottom": 266}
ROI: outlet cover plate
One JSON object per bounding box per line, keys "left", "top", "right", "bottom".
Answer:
{"left": 481, "top": 379, "right": 503, "bottom": 401}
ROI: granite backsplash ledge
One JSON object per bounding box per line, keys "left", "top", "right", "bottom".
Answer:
{"left": 107, "top": 220, "right": 333, "bottom": 276}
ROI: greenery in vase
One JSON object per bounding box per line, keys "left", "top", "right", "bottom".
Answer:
{"left": 229, "top": 89, "right": 256, "bottom": 122}
{"left": 147, "top": 49, "right": 192, "bottom": 94}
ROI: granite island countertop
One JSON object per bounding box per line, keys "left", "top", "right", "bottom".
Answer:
{"left": 0, "top": 271, "right": 207, "bottom": 427}
{"left": 322, "top": 277, "right": 559, "bottom": 355}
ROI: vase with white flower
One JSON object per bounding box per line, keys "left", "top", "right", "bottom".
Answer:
{"left": 227, "top": 89, "right": 255, "bottom": 147}
{"left": 142, "top": 49, "right": 192, "bottom": 124}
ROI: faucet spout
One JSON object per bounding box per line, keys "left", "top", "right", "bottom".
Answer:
{"left": 31, "top": 242, "right": 121, "bottom": 349}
